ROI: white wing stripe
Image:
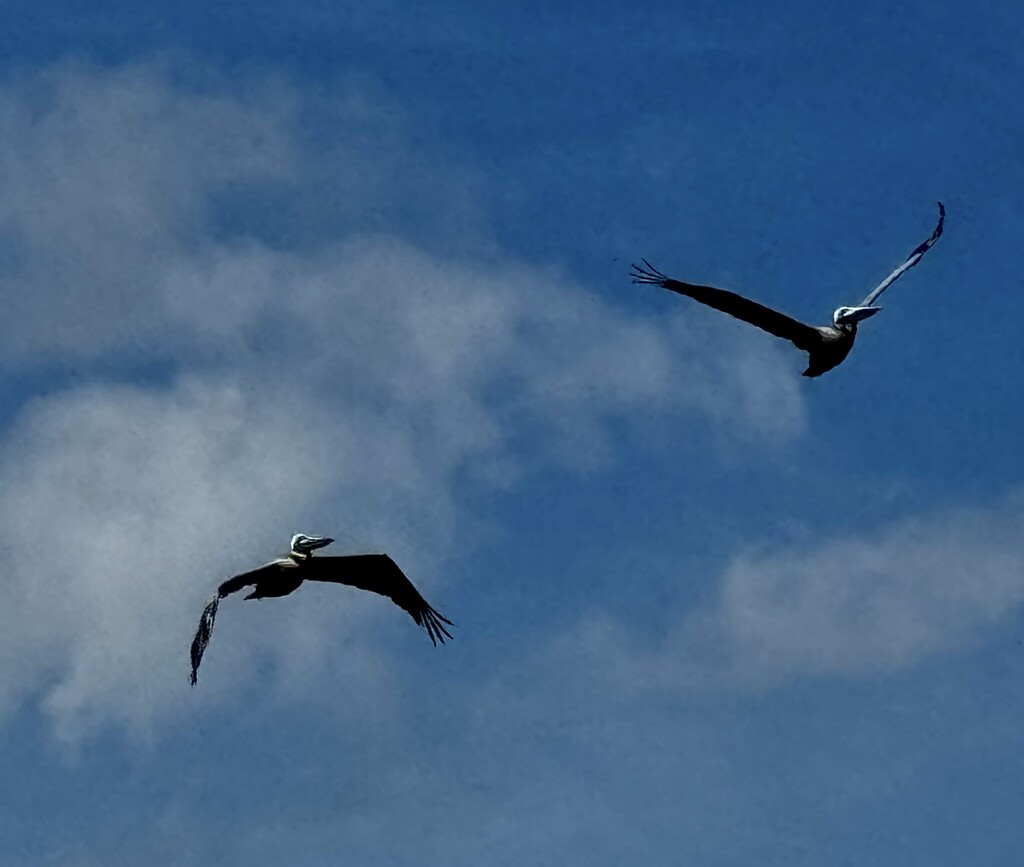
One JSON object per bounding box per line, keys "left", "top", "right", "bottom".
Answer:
{"left": 859, "top": 202, "right": 945, "bottom": 307}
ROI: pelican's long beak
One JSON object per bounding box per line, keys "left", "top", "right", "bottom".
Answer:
{"left": 835, "top": 305, "right": 881, "bottom": 325}
{"left": 307, "top": 536, "right": 334, "bottom": 550}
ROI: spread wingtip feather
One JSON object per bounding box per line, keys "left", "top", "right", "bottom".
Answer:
{"left": 189, "top": 594, "right": 221, "bottom": 686}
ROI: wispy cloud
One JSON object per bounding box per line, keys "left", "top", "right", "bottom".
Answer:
{"left": 574, "top": 492, "right": 1024, "bottom": 692}
{"left": 0, "top": 60, "right": 297, "bottom": 359}
{"left": 0, "top": 60, "right": 807, "bottom": 742}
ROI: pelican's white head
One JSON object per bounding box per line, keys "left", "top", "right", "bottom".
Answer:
{"left": 290, "top": 533, "right": 335, "bottom": 556}
{"left": 833, "top": 305, "right": 881, "bottom": 326}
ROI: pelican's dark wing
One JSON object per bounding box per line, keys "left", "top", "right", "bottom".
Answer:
{"left": 631, "top": 260, "right": 822, "bottom": 352}
{"left": 302, "top": 554, "right": 454, "bottom": 645}
{"left": 189, "top": 562, "right": 281, "bottom": 686}
{"left": 858, "top": 202, "right": 945, "bottom": 307}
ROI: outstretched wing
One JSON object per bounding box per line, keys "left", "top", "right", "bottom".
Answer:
{"left": 858, "top": 202, "right": 945, "bottom": 307}
{"left": 189, "top": 562, "right": 282, "bottom": 686}
{"left": 631, "top": 260, "right": 822, "bottom": 352}
{"left": 302, "top": 554, "right": 454, "bottom": 646}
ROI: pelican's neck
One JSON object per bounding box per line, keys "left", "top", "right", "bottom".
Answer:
{"left": 289, "top": 549, "right": 311, "bottom": 562}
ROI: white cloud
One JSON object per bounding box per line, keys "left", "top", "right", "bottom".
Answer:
{"left": 0, "top": 239, "right": 804, "bottom": 741}
{"left": 0, "top": 60, "right": 298, "bottom": 359}
{"left": 0, "top": 59, "right": 483, "bottom": 361}
{"left": 0, "top": 379, "right": 336, "bottom": 740}
{"left": 577, "top": 494, "right": 1024, "bottom": 692}
{"left": 0, "top": 60, "right": 808, "bottom": 741}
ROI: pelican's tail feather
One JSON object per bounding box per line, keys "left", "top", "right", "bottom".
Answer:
{"left": 189, "top": 594, "right": 220, "bottom": 686}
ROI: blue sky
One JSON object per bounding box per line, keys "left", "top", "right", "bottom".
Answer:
{"left": 1, "top": 2, "right": 1022, "bottom": 864}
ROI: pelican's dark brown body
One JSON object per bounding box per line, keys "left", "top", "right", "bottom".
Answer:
{"left": 247, "top": 575, "right": 304, "bottom": 598}
{"left": 244, "top": 558, "right": 305, "bottom": 599}
{"left": 803, "top": 324, "right": 857, "bottom": 377}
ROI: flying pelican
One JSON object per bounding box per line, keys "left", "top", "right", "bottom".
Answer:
{"left": 189, "top": 534, "right": 453, "bottom": 685}
{"left": 631, "top": 202, "right": 945, "bottom": 377}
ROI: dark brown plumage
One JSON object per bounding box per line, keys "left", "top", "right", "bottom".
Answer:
{"left": 189, "top": 537, "right": 452, "bottom": 686}
{"left": 631, "top": 202, "right": 945, "bottom": 377}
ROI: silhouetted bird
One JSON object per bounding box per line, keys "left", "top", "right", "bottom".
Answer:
{"left": 632, "top": 202, "right": 945, "bottom": 377}
{"left": 189, "top": 534, "right": 453, "bottom": 685}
